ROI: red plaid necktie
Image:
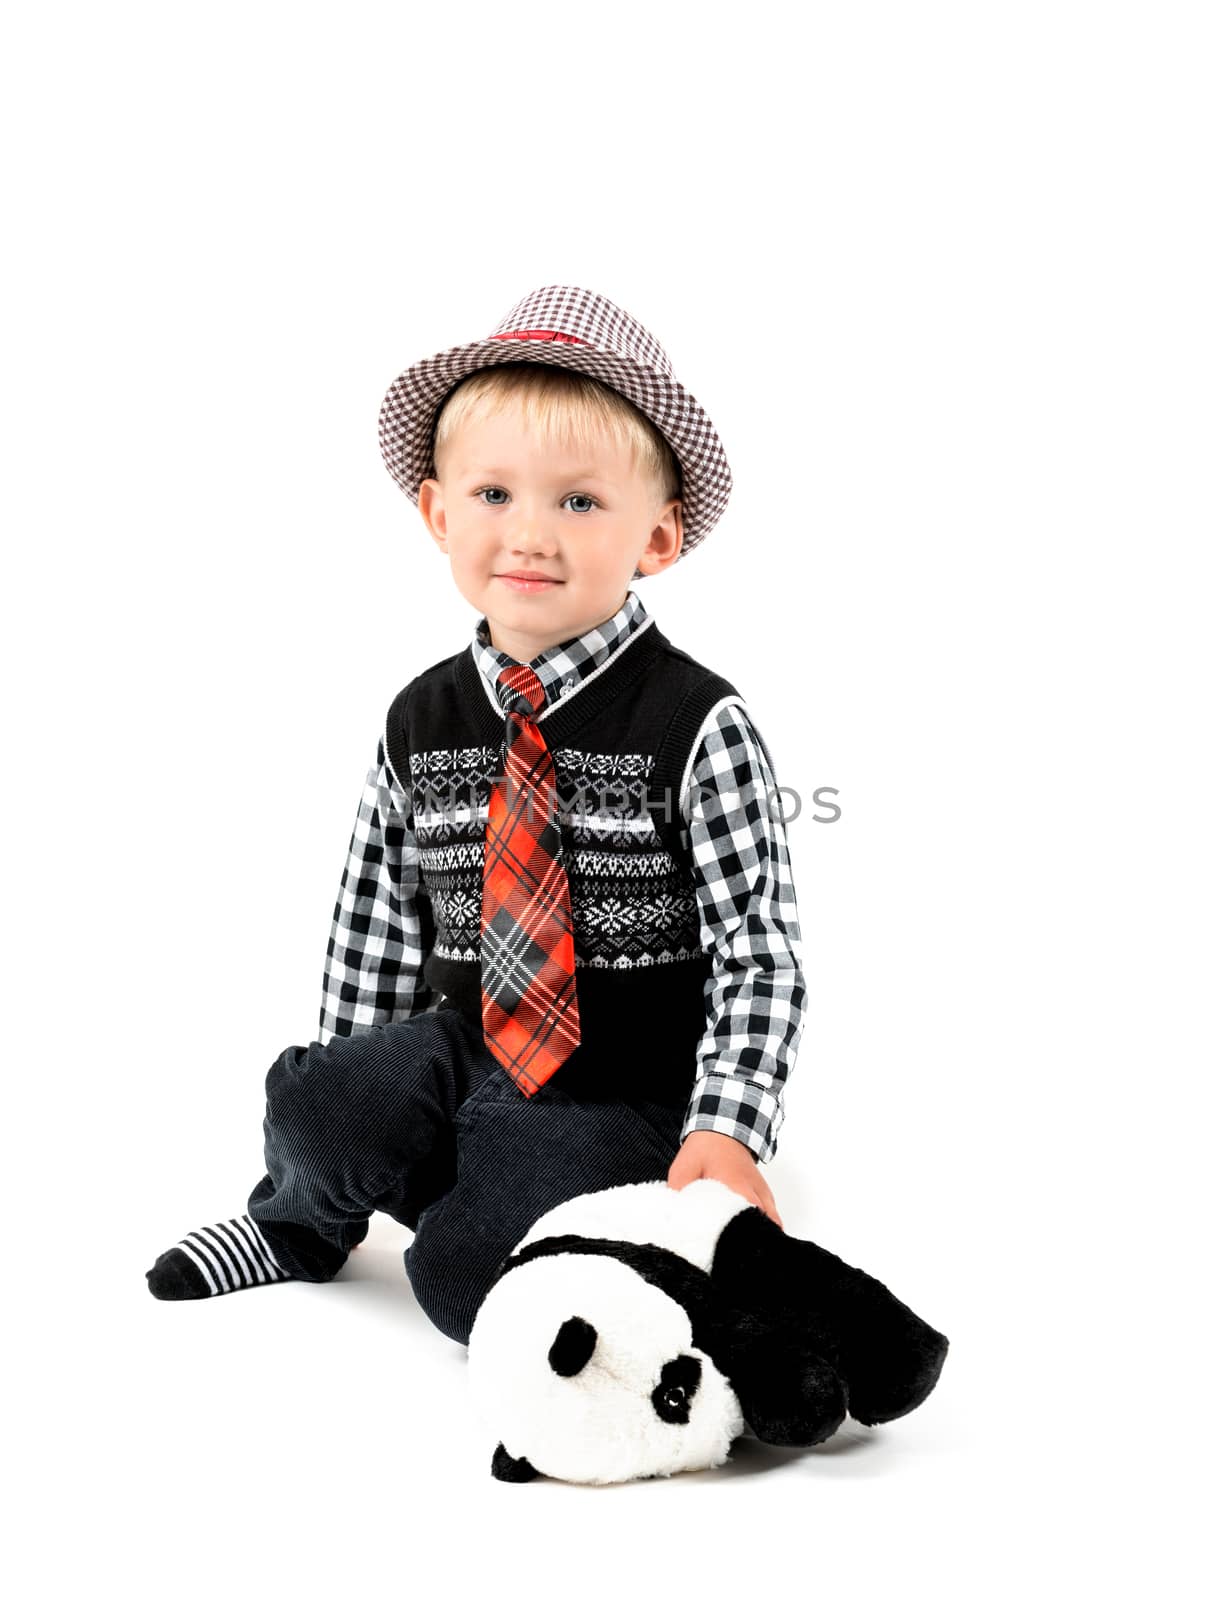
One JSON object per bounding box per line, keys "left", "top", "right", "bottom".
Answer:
{"left": 480, "top": 664, "right": 581, "bottom": 1094}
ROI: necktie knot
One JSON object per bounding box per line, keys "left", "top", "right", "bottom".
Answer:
{"left": 498, "top": 663, "right": 545, "bottom": 720}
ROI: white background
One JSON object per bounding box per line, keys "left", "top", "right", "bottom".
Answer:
{"left": 4, "top": 2, "right": 1208, "bottom": 1594}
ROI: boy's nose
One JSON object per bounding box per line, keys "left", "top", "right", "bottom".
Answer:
{"left": 507, "top": 519, "right": 559, "bottom": 556}
{"left": 502, "top": 494, "right": 559, "bottom": 540}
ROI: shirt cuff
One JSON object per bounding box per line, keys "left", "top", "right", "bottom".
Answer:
{"left": 680, "top": 1072, "right": 785, "bottom": 1165}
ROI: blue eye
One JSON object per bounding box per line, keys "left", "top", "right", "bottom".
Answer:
{"left": 474, "top": 488, "right": 599, "bottom": 513}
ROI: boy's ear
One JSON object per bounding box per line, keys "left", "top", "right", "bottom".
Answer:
{"left": 417, "top": 478, "right": 449, "bottom": 555}
{"left": 636, "top": 498, "right": 684, "bottom": 577}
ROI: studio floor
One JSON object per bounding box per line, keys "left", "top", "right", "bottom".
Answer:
{"left": 15, "top": 1210, "right": 1169, "bottom": 1600}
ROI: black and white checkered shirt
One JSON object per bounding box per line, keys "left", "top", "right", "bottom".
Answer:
{"left": 319, "top": 590, "right": 806, "bottom": 1162}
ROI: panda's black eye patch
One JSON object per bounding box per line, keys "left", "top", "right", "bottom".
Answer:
{"left": 651, "top": 1354, "right": 702, "bottom": 1425}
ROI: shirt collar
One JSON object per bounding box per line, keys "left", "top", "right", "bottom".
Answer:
{"left": 473, "top": 589, "right": 650, "bottom": 713}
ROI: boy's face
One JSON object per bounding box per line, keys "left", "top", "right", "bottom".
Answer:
{"left": 418, "top": 397, "right": 683, "bottom": 663}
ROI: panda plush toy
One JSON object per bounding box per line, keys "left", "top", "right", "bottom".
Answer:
{"left": 467, "top": 1177, "right": 949, "bottom": 1486}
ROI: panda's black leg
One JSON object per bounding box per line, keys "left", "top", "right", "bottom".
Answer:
{"left": 711, "top": 1209, "right": 950, "bottom": 1426}
{"left": 815, "top": 1263, "right": 950, "bottom": 1425}
{"left": 735, "top": 1344, "right": 849, "bottom": 1448}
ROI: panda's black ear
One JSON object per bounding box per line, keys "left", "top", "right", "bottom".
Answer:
{"left": 549, "top": 1315, "right": 597, "bottom": 1376}
{"left": 491, "top": 1442, "right": 539, "bottom": 1482}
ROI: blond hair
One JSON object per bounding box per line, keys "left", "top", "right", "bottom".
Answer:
{"left": 431, "top": 361, "right": 682, "bottom": 512}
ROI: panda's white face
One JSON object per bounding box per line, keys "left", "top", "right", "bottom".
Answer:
{"left": 467, "top": 1253, "right": 745, "bottom": 1485}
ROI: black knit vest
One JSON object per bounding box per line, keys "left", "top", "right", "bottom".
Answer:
{"left": 384, "top": 621, "right": 739, "bottom": 1105}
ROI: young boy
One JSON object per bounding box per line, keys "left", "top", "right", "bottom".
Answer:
{"left": 146, "top": 284, "right": 807, "bottom": 1345}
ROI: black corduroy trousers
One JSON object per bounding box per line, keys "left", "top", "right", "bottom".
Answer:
{"left": 246, "top": 1002, "right": 686, "bottom": 1345}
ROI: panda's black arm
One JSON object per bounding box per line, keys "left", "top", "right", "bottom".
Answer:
{"left": 710, "top": 1208, "right": 950, "bottom": 1426}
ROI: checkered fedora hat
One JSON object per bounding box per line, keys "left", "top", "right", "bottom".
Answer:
{"left": 378, "top": 284, "right": 732, "bottom": 556}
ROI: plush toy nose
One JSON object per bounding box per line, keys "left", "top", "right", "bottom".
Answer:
{"left": 548, "top": 1315, "right": 597, "bottom": 1376}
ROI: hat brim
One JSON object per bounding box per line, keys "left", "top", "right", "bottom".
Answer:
{"left": 378, "top": 336, "right": 731, "bottom": 555}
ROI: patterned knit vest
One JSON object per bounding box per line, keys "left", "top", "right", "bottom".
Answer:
{"left": 384, "top": 621, "right": 740, "bottom": 1104}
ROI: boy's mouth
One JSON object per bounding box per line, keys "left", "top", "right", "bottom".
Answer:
{"left": 497, "top": 572, "right": 563, "bottom": 592}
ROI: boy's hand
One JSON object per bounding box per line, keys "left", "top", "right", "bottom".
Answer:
{"left": 666, "top": 1130, "right": 784, "bottom": 1229}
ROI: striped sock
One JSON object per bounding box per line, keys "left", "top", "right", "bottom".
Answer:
{"left": 146, "top": 1215, "right": 292, "bottom": 1300}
